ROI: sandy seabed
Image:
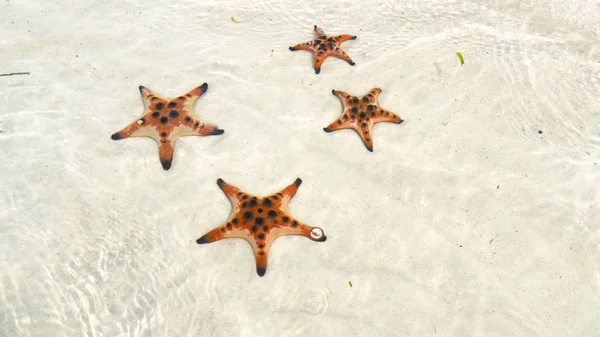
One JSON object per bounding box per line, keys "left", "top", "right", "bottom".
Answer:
{"left": 1, "top": 0, "right": 600, "bottom": 336}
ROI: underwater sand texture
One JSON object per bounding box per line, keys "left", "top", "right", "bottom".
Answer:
{"left": 1, "top": 0, "right": 600, "bottom": 336}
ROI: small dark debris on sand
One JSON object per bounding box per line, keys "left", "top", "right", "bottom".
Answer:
{"left": 0, "top": 72, "right": 30, "bottom": 77}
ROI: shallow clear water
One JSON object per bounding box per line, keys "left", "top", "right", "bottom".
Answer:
{"left": 1, "top": 0, "right": 600, "bottom": 336}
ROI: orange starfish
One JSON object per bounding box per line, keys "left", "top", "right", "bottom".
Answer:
{"left": 196, "top": 178, "right": 327, "bottom": 277}
{"left": 111, "top": 84, "right": 224, "bottom": 170}
{"left": 289, "top": 25, "right": 356, "bottom": 74}
{"left": 324, "top": 88, "right": 404, "bottom": 152}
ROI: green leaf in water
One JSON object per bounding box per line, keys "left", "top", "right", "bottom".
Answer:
{"left": 456, "top": 52, "right": 464, "bottom": 66}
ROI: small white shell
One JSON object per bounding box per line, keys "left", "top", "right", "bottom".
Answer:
{"left": 137, "top": 119, "right": 144, "bottom": 125}
{"left": 310, "top": 227, "right": 323, "bottom": 239}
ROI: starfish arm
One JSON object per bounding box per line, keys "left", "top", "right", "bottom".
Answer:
{"left": 192, "top": 121, "right": 224, "bottom": 136}
{"left": 110, "top": 118, "right": 144, "bottom": 140}
{"left": 138, "top": 85, "right": 157, "bottom": 106}
{"left": 332, "top": 89, "right": 352, "bottom": 104}
{"left": 254, "top": 247, "right": 269, "bottom": 276}
{"left": 170, "top": 119, "right": 224, "bottom": 138}
{"left": 357, "top": 129, "right": 375, "bottom": 152}
{"left": 289, "top": 41, "right": 316, "bottom": 52}
{"left": 314, "top": 25, "right": 326, "bottom": 37}
{"left": 196, "top": 225, "right": 249, "bottom": 244}
{"left": 372, "top": 108, "right": 404, "bottom": 124}
{"left": 111, "top": 118, "right": 156, "bottom": 140}
{"left": 217, "top": 178, "right": 249, "bottom": 210}
{"left": 323, "top": 119, "right": 357, "bottom": 132}
{"left": 187, "top": 83, "right": 208, "bottom": 100}
{"left": 179, "top": 83, "right": 208, "bottom": 113}
{"left": 196, "top": 226, "right": 224, "bottom": 244}
{"left": 333, "top": 34, "right": 357, "bottom": 43}
{"left": 217, "top": 178, "right": 243, "bottom": 201}
{"left": 313, "top": 54, "right": 327, "bottom": 74}
{"left": 329, "top": 49, "right": 355, "bottom": 65}
{"left": 300, "top": 224, "right": 327, "bottom": 242}
{"left": 158, "top": 141, "right": 175, "bottom": 170}
{"left": 279, "top": 178, "right": 302, "bottom": 205}
{"left": 270, "top": 222, "right": 327, "bottom": 242}
{"left": 366, "top": 88, "right": 382, "bottom": 102}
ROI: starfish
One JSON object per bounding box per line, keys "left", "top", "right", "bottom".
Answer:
{"left": 111, "top": 83, "right": 224, "bottom": 170}
{"left": 196, "top": 178, "right": 327, "bottom": 277}
{"left": 289, "top": 25, "right": 356, "bottom": 74}
{"left": 323, "top": 88, "right": 404, "bottom": 152}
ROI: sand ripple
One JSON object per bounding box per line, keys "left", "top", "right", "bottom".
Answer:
{"left": 2, "top": 0, "right": 600, "bottom": 336}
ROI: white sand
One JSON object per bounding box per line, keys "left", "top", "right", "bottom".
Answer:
{"left": 1, "top": 0, "right": 600, "bottom": 336}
